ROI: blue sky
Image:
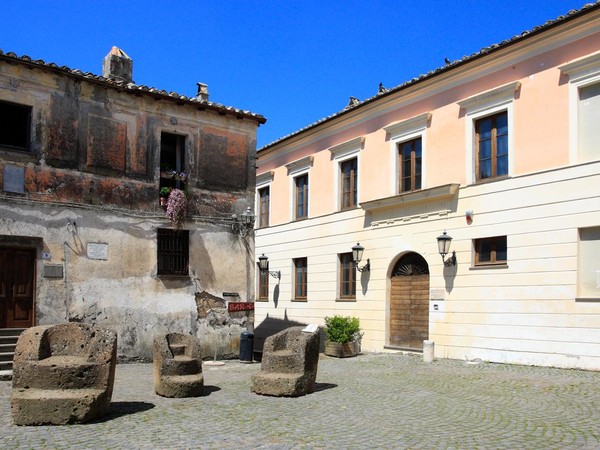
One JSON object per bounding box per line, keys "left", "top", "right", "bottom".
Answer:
{"left": 0, "top": 1, "right": 591, "bottom": 148}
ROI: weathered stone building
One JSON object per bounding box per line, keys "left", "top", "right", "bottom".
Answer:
{"left": 0, "top": 47, "right": 265, "bottom": 360}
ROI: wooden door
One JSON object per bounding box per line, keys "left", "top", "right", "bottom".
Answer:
{"left": 0, "top": 248, "right": 35, "bottom": 328}
{"left": 389, "top": 253, "right": 429, "bottom": 350}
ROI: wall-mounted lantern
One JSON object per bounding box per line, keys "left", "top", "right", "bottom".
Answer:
{"left": 352, "top": 242, "right": 370, "bottom": 272}
{"left": 437, "top": 231, "right": 456, "bottom": 267}
{"left": 232, "top": 207, "right": 255, "bottom": 237}
{"left": 258, "top": 253, "right": 281, "bottom": 280}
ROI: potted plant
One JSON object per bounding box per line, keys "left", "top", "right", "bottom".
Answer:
{"left": 159, "top": 187, "right": 172, "bottom": 207}
{"left": 323, "top": 315, "right": 362, "bottom": 358}
{"left": 166, "top": 188, "right": 188, "bottom": 226}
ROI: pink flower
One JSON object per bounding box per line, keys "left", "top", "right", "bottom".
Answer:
{"left": 166, "top": 189, "right": 188, "bottom": 226}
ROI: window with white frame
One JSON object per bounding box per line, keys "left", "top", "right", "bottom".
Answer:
{"left": 285, "top": 156, "right": 313, "bottom": 221}
{"left": 256, "top": 171, "right": 273, "bottom": 228}
{"left": 458, "top": 81, "right": 519, "bottom": 184}
{"left": 329, "top": 137, "right": 364, "bottom": 211}
{"left": 560, "top": 53, "right": 600, "bottom": 164}
{"left": 578, "top": 227, "right": 600, "bottom": 300}
{"left": 384, "top": 112, "right": 430, "bottom": 194}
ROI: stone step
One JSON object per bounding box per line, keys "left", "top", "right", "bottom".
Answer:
{"left": 0, "top": 360, "right": 13, "bottom": 371}
{"left": 0, "top": 369, "right": 12, "bottom": 381}
{"left": 0, "top": 352, "right": 15, "bottom": 362}
{"left": 0, "top": 328, "right": 25, "bottom": 337}
{"left": 0, "top": 343, "right": 17, "bottom": 353}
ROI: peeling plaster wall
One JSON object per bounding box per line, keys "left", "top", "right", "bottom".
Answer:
{"left": 0, "top": 55, "right": 260, "bottom": 360}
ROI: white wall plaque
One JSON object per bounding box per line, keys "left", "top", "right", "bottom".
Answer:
{"left": 87, "top": 243, "right": 108, "bottom": 260}
{"left": 430, "top": 288, "right": 445, "bottom": 301}
{"left": 3, "top": 165, "right": 25, "bottom": 194}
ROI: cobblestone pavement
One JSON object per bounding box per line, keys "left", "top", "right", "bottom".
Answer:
{"left": 1, "top": 353, "right": 599, "bottom": 449}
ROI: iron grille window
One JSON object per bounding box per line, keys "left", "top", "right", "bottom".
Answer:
{"left": 157, "top": 229, "right": 189, "bottom": 276}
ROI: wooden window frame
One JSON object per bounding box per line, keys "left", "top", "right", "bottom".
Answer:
{"left": 293, "top": 257, "right": 308, "bottom": 300}
{"left": 0, "top": 100, "right": 32, "bottom": 152}
{"left": 475, "top": 111, "right": 508, "bottom": 181}
{"left": 257, "top": 263, "right": 269, "bottom": 301}
{"left": 157, "top": 228, "right": 189, "bottom": 276}
{"left": 398, "top": 137, "right": 422, "bottom": 192}
{"left": 340, "top": 158, "right": 358, "bottom": 210}
{"left": 339, "top": 252, "right": 356, "bottom": 300}
{"left": 474, "top": 236, "right": 507, "bottom": 267}
{"left": 294, "top": 174, "right": 308, "bottom": 220}
{"left": 258, "top": 186, "right": 270, "bottom": 228}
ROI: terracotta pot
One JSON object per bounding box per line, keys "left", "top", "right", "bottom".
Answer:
{"left": 324, "top": 340, "right": 359, "bottom": 358}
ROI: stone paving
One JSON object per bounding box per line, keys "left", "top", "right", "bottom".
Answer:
{"left": 1, "top": 352, "right": 599, "bottom": 449}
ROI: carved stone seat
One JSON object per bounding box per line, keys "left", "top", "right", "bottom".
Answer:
{"left": 251, "top": 326, "right": 320, "bottom": 397}
{"left": 11, "top": 323, "right": 117, "bottom": 425}
{"left": 153, "top": 333, "right": 204, "bottom": 398}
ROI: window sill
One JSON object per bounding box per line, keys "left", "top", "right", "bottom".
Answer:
{"left": 469, "top": 264, "right": 508, "bottom": 270}
{"left": 157, "top": 273, "right": 190, "bottom": 279}
{"left": 575, "top": 298, "right": 600, "bottom": 303}
{"left": 256, "top": 298, "right": 269, "bottom": 303}
{"left": 0, "top": 147, "right": 38, "bottom": 163}
{"left": 336, "top": 298, "right": 357, "bottom": 302}
{"left": 292, "top": 298, "right": 307, "bottom": 302}
{"left": 472, "top": 175, "right": 510, "bottom": 185}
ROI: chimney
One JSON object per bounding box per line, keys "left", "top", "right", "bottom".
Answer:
{"left": 196, "top": 82, "right": 209, "bottom": 102}
{"left": 102, "top": 46, "right": 133, "bottom": 83}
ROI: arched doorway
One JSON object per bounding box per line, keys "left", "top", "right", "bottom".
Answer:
{"left": 389, "top": 252, "right": 430, "bottom": 350}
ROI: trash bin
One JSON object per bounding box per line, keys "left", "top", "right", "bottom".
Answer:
{"left": 240, "top": 331, "right": 254, "bottom": 363}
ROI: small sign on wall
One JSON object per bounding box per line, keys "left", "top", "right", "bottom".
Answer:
{"left": 227, "top": 302, "right": 255, "bottom": 312}
{"left": 3, "top": 165, "right": 25, "bottom": 194}
{"left": 429, "top": 288, "right": 445, "bottom": 301}
{"left": 87, "top": 243, "right": 108, "bottom": 260}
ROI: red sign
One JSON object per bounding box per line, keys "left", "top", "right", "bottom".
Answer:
{"left": 227, "top": 302, "right": 255, "bottom": 312}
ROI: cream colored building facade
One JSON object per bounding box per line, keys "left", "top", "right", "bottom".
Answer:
{"left": 255, "top": 4, "right": 600, "bottom": 370}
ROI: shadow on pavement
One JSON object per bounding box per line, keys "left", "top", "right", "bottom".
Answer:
{"left": 314, "top": 382, "right": 337, "bottom": 392}
{"left": 202, "top": 385, "right": 221, "bottom": 395}
{"left": 99, "top": 401, "right": 156, "bottom": 422}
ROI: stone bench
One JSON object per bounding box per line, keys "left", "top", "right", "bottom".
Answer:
{"left": 11, "top": 323, "right": 117, "bottom": 425}
{"left": 154, "top": 333, "right": 204, "bottom": 397}
{"left": 251, "top": 326, "right": 320, "bottom": 397}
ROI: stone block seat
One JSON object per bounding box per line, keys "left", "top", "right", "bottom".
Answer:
{"left": 11, "top": 323, "right": 117, "bottom": 425}
{"left": 251, "top": 326, "right": 320, "bottom": 397}
{"left": 153, "top": 333, "right": 204, "bottom": 398}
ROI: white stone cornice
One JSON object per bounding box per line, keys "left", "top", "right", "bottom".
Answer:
{"left": 328, "top": 136, "right": 365, "bottom": 159}
{"left": 457, "top": 81, "right": 521, "bottom": 113}
{"left": 559, "top": 51, "right": 600, "bottom": 82}
{"left": 256, "top": 171, "right": 273, "bottom": 187}
{"left": 285, "top": 156, "right": 314, "bottom": 175}
{"left": 383, "top": 112, "right": 432, "bottom": 139}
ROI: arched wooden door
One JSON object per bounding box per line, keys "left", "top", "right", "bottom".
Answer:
{"left": 389, "top": 252, "right": 429, "bottom": 350}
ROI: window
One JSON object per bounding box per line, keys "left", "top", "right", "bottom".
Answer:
{"left": 340, "top": 158, "right": 358, "bottom": 209}
{"left": 293, "top": 257, "right": 307, "bottom": 300}
{"left": 474, "top": 236, "right": 507, "bottom": 266}
{"left": 258, "top": 186, "right": 270, "bottom": 227}
{"left": 329, "top": 136, "right": 363, "bottom": 211}
{"left": 458, "top": 81, "right": 518, "bottom": 184}
{"left": 559, "top": 53, "right": 600, "bottom": 163}
{"left": 577, "top": 82, "right": 600, "bottom": 162}
{"left": 294, "top": 174, "right": 308, "bottom": 220}
{"left": 159, "top": 133, "right": 186, "bottom": 200}
{"left": 578, "top": 227, "right": 600, "bottom": 299}
{"left": 257, "top": 263, "right": 269, "bottom": 301}
{"left": 339, "top": 253, "right": 356, "bottom": 299}
{"left": 384, "top": 112, "right": 430, "bottom": 195}
{"left": 475, "top": 112, "right": 508, "bottom": 180}
{"left": 157, "top": 228, "right": 189, "bottom": 276}
{"left": 399, "top": 137, "right": 422, "bottom": 192}
{"left": 0, "top": 100, "right": 31, "bottom": 151}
